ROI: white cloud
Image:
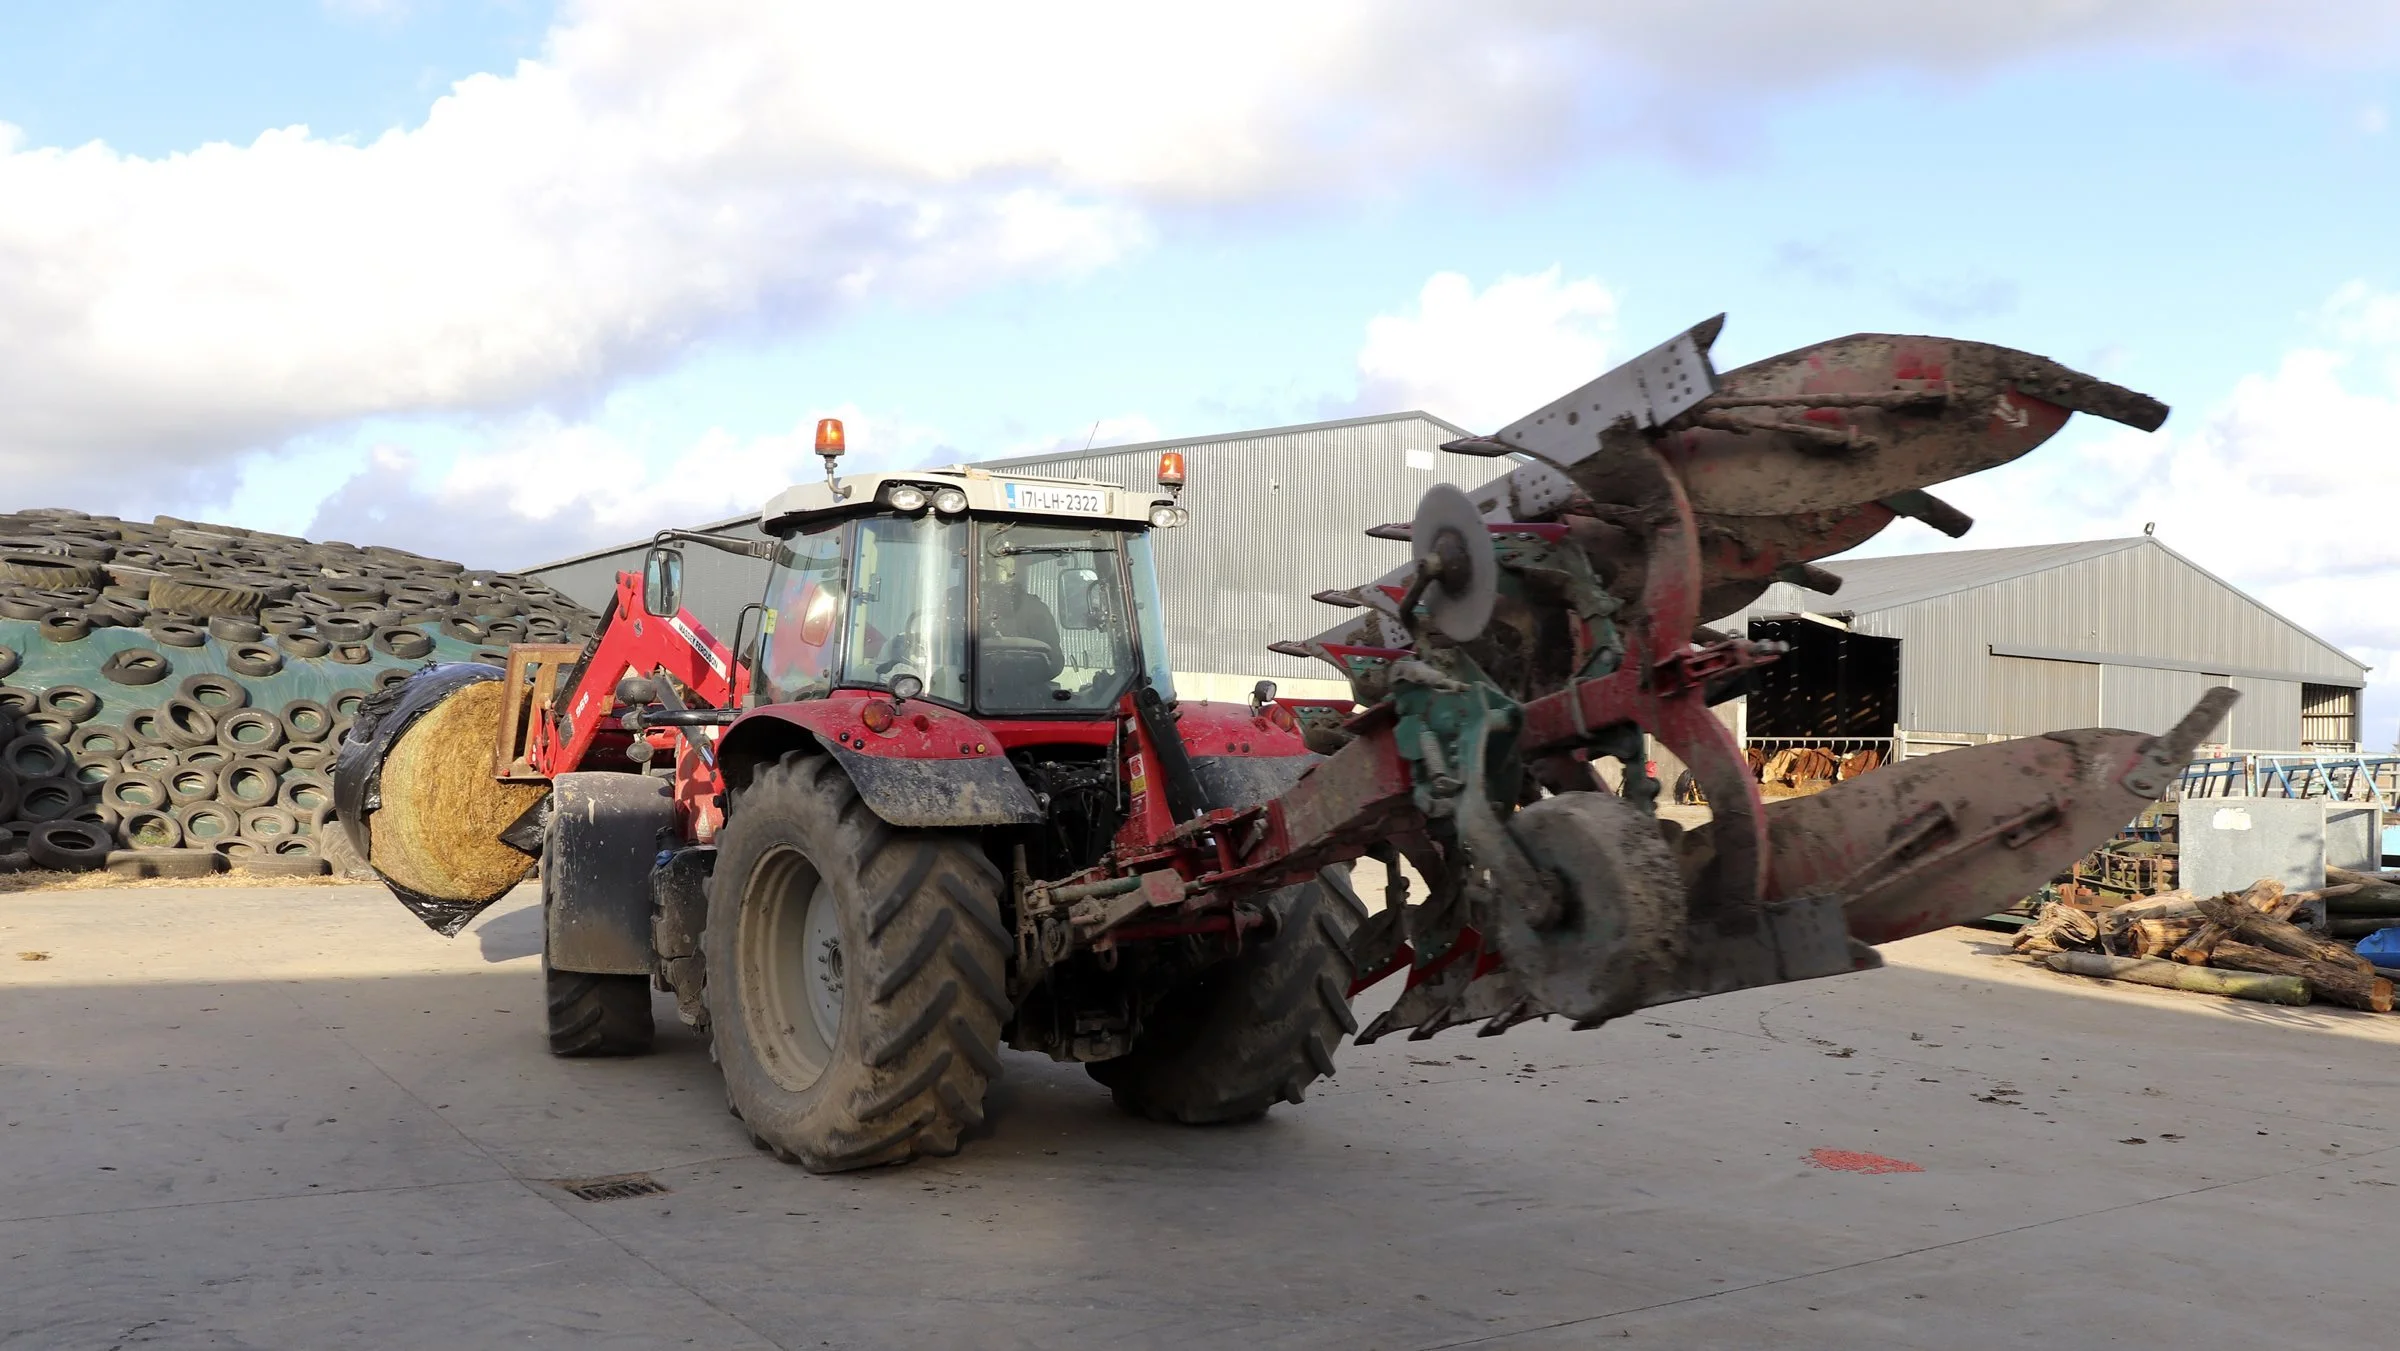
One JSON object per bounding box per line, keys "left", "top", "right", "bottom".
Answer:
{"left": 304, "top": 406, "right": 954, "bottom": 569}
{"left": 6, "top": 0, "right": 2397, "bottom": 510}
{"left": 1355, "top": 268, "right": 1618, "bottom": 429}
{"left": 300, "top": 403, "right": 1181, "bottom": 570}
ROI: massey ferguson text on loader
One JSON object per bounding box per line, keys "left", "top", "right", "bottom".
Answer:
{"left": 334, "top": 318, "right": 2231, "bottom": 1172}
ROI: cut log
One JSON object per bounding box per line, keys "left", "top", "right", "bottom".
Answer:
{"left": 2125, "top": 914, "right": 2206, "bottom": 958}
{"left": 2172, "top": 923, "right": 2233, "bottom": 965}
{"left": 2107, "top": 890, "right": 2197, "bottom": 921}
{"left": 2241, "top": 885, "right": 2337, "bottom": 935}
{"left": 2327, "top": 916, "right": 2400, "bottom": 940}
{"left": 2164, "top": 882, "right": 2281, "bottom": 964}
{"left": 2208, "top": 941, "right": 2395, "bottom": 1012}
{"left": 2284, "top": 897, "right": 2330, "bottom": 936}
{"left": 2325, "top": 886, "right": 2400, "bottom": 916}
{"left": 2327, "top": 866, "right": 2400, "bottom": 902}
{"left": 2195, "top": 894, "right": 2375, "bottom": 974}
{"left": 2098, "top": 890, "right": 2200, "bottom": 954}
{"left": 2266, "top": 883, "right": 2357, "bottom": 919}
{"left": 2012, "top": 901, "right": 2101, "bottom": 956}
{"left": 2172, "top": 906, "right": 2240, "bottom": 964}
{"left": 2236, "top": 878, "right": 2286, "bottom": 914}
{"left": 2043, "top": 952, "right": 2310, "bottom": 1005}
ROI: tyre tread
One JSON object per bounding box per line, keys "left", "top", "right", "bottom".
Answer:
{"left": 704, "top": 750, "right": 1008, "bottom": 1172}
{"left": 1092, "top": 869, "right": 1363, "bottom": 1125}
{"left": 545, "top": 968, "right": 654, "bottom": 1057}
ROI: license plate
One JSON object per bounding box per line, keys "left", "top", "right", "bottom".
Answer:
{"left": 1003, "top": 483, "right": 1105, "bottom": 515}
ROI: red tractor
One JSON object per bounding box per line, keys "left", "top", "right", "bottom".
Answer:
{"left": 338, "top": 435, "right": 1362, "bottom": 1169}
{"left": 338, "top": 320, "right": 2232, "bottom": 1174}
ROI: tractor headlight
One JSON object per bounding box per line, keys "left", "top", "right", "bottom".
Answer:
{"left": 885, "top": 483, "right": 928, "bottom": 513}
{"left": 1149, "top": 503, "right": 1182, "bottom": 529}
{"left": 933, "top": 488, "right": 969, "bottom": 515}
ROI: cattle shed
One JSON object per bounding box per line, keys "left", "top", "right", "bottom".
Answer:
{"left": 1729, "top": 536, "right": 2368, "bottom": 755}
{"left": 523, "top": 411, "right": 1494, "bottom": 703}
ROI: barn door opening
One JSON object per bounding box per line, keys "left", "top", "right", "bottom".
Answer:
{"left": 1742, "top": 616, "right": 1901, "bottom": 794}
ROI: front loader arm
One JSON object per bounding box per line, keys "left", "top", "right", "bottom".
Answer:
{"left": 523, "top": 571, "right": 746, "bottom": 778}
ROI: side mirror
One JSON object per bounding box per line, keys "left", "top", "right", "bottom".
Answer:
{"left": 642, "top": 546, "right": 684, "bottom": 618}
{"left": 1057, "top": 567, "right": 1103, "bottom": 630}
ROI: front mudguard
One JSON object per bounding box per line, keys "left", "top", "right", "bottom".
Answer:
{"left": 545, "top": 772, "right": 677, "bottom": 975}
{"left": 719, "top": 702, "right": 1042, "bottom": 829}
{"left": 1190, "top": 752, "right": 1319, "bottom": 812}
{"left": 818, "top": 741, "right": 1043, "bottom": 827}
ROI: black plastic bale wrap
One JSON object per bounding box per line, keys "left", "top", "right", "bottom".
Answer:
{"left": 334, "top": 662, "right": 546, "bottom": 935}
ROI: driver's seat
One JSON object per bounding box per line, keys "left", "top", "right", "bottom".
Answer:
{"left": 977, "top": 635, "right": 1060, "bottom": 708}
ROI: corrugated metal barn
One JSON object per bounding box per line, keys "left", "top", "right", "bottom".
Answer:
{"left": 1731, "top": 536, "right": 2368, "bottom": 754}
{"left": 525, "top": 411, "right": 1491, "bottom": 702}
{"left": 532, "top": 513, "right": 775, "bottom": 658}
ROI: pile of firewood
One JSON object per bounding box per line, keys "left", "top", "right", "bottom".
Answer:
{"left": 1748, "top": 745, "right": 1883, "bottom": 798}
{"left": 2322, "top": 866, "right": 2400, "bottom": 939}
{"left": 2013, "top": 878, "right": 2397, "bottom": 1012}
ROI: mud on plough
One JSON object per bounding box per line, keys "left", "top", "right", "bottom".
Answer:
{"left": 1063, "top": 317, "right": 2231, "bottom": 1040}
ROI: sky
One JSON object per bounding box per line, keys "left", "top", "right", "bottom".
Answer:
{"left": 2, "top": 1, "right": 2398, "bottom": 738}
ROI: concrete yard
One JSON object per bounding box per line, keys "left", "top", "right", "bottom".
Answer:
{"left": 4, "top": 884, "right": 2396, "bottom": 1350}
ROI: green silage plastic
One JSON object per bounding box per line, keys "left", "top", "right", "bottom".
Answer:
{"left": 0, "top": 617, "right": 508, "bottom": 738}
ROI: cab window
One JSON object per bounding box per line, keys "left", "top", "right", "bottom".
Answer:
{"left": 975, "top": 522, "right": 1138, "bottom": 715}
{"left": 758, "top": 522, "right": 846, "bottom": 702}
{"left": 841, "top": 514, "right": 970, "bottom": 706}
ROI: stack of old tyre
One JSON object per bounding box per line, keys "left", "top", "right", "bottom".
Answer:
{"left": 0, "top": 508, "right": 596, "bottom": 879}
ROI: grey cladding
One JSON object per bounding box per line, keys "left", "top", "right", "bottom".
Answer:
{"left": 1737, "top": 536, "right": 2367, "bottom": 750}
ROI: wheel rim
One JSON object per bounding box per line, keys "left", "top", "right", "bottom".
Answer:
{"left": 739, "top": 844, "right": 839, "bottom": 1092}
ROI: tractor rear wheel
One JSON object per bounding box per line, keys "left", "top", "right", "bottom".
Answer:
{"left": 1090, "top": 867, "right": 1366, "bottom": 1124}
{"left": 704, "top": 750, "right": 1009, "bottom": 1172}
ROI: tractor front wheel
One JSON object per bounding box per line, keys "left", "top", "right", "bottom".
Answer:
{"left": 1090, "top": 867, "right": 1366, "bottom": 1123}
{"left": 541, "top": 777, "right": 658, "bottom": 1058}
{"left": 704, "top": 751, "right": 1010, "bottom": 1172}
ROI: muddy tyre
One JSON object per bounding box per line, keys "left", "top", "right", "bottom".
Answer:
{"left": 544, "top": 963, "right": 653, "bottom": 1057}
{"left": 704, "top": 750, "right": 1008, "bottom": 1173}
{"left": 539, "top": 781, "right": 658, "bottom": 1059}
{"left": 543, "top": 886, "right": 653, "bottom": 1056}
{"left": 1090, "top": 867, "right": 1366, "bottom": 1124}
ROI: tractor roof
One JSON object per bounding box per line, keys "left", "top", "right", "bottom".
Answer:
{"left": 760, "top": 464, "right": 1168, "bottom": 532}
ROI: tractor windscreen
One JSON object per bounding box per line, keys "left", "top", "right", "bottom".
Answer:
{"left": 975, "top": 521, "right": 1142, "bottom": 715}
{"left": 842, "top": 514, "right": 971, "bottom": 706}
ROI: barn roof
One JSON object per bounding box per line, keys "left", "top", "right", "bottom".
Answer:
{"left": 1762, "top": 536, "right": 2368, "bottom": 676}
{"left": 1773, "top": 538, "right": 2148, "bottom": 614}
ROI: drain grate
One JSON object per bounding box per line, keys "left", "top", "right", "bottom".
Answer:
{"left": 552, "top": 1173, "right": 670, "bottom": 1202}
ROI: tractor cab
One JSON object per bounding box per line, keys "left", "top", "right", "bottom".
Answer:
{"left": 745, "top": 458, "right": 1186, "bottom": 721}
{"left": 624, "top": 422, "right": 1243, "bottom": 893}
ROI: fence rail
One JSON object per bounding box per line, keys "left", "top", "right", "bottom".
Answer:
{"left": 2176, "top": 753, "right": 2400, "bottom": 804}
